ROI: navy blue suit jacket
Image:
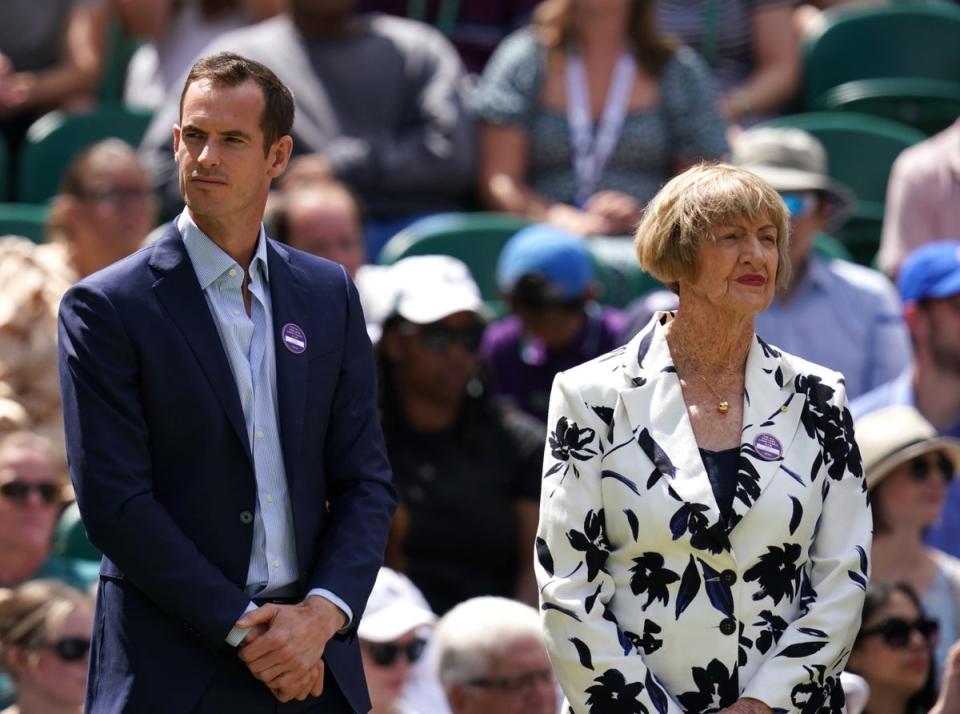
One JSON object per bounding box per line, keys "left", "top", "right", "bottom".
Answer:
{"left": 58, "top": 224, "right": 397, "bottom": 713}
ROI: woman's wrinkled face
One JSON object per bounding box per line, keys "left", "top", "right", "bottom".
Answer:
{"left": 848, "top": 590, "right": 932, "bottom": 698}
{"left": 680, "top": 215, "right": 779, "bottom": 316}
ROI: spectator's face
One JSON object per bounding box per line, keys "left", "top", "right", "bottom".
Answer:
{"left": 385, "top": 312, "right": 483, "bottom": 406}
{"left": 67, "top": 159, "right": 155, "bottom": 276}
{"left": 286, "top": 190, "right": 365, "bottom": 277}
{"left": 682, "top": 214, "right": 779, "bottom": 316}
{"left": 359, "top": 631, "right": 424, "bottom": 710}
{"left": 919, "top": 294, "right": 960, "bottom": 377}
{"left": 451, "top": 635, "right": 556, "bottom": 714}
{"left": 175, "top": 79, "right": 291, "bottom": 229}
{"left": 0, "top": 445, "right": 61, "bottom": 555}
{"left": 781, "top": 191, "right": 827, "bottom": 270}
{"left": 847, "top": 590, "right": 932, "bottom": 701}
{"left": 10, "top": 604, "right": 92, "bottom": 707}
{"left": 874, "top": 450, "right": 953, "bottom": 531}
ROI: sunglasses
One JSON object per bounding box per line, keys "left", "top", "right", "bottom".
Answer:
{"left": 780, "top": 192, "right": 818, "bottom": 218}
{"left": 908, "top": 452, "right": 954, "bottom": 484}
{"left": 48, "top": 637, "right": 91, "bottom": 662}
{"left": 465, "top": 669, "right": 554, "bottom": 695}
{"left": 365, "top": 638, "right": 426, "bottom": 667}
{"left": 860, "top": 616, "right": 939, "bottom": 649}
{"left": 0, "top": 480, "right": 61, "bottom": 505}
{"left": 402, "top": 323, "right": 484, "bottom": 353}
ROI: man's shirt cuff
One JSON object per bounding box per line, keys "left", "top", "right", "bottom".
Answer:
{"left": 225, "top": 601, "right": 257, "bottom": 647}
{"left": 308, "top": 588, "right": 354, "bottom": 634}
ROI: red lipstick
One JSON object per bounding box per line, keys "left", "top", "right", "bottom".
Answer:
{"left": 736, "top": 274, "right": 766, "bottom": 286}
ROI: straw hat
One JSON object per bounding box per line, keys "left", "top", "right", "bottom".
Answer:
{"left": 855, "top": 405, "right": 960, "bottom": 491}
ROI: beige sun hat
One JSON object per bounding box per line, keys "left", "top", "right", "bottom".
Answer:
{"left": 855, "top": 405, "right": 960, "bottom": 491}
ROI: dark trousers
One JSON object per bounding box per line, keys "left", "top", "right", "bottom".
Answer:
{"left": 191, "top": 646, "right": 355, "bottom": 714}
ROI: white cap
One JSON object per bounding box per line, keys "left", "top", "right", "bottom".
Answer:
{"left": 357, "top": 568, "right": 437, "bottom": 643}
{"left": 387, "top": 255, "right": 487, "bottom": 325}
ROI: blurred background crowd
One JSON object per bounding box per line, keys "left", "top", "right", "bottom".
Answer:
{"left": 2, "top": 0, "right": 960, "bottom": 712}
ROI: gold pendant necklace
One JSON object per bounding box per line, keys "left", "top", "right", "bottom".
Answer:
{"left": 686, "top": 370, "right": 730, "bottom": 415}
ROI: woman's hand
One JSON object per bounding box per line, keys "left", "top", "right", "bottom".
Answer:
{"left": 584, "top": 190, "right": 643, "bottom": 236}
{"left": 930, "top": 641, "right": 960, "bottom": 714}
{"left": 546, "top": 202, "right": 614, "bottom": 236}
{"left": 719, "top": 697, "right": 773, "bottom": 714}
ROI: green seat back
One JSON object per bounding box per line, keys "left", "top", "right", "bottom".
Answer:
{"left": 99, "top": 18, "right": 140, "bottom": 103}
{"left": 587, "top": 237, "right": 662, "bottom": 307}
{"left": 18, "top": 106, "right": 154, "bottom": 204}
{"left": 0, "top": 203, "right": 49, "bottom": 243}
{"left": 803, "top": 4, "right": 960, "bottom": 133}
{"left": 816, "top": 78, "right": 960, "bottom": 136}
{"left": 378, "top": 212, "right": 532, "bottom": 304}
{"left": 762, "top": 112, "right": 925, "bottom": 265}
{"left": 52, "top": 502, "right": 101, "bottom": 562}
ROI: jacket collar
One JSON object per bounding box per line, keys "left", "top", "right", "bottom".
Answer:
{"left": 619, "top": 313, "right": 807, "bottom": 543}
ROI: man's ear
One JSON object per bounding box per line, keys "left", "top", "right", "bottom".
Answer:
{"left": 268, "top": 135, "right": 294, "bottom": 179}
{"left": 172, "top": 124, "right": 181, "bottom": 153}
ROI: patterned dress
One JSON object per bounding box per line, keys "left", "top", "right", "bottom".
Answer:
{"left": 536, "top": 312, "right": 871, "bottom": 713}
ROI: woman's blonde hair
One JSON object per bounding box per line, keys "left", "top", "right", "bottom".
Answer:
{"left": 0, "top": 580, "right": 92, "bottom": 678}
{"left": 533, "top": 0, "right": 676, "bottom": 76}
{"left": 634, "top": 163, "right": 791, "bottom": 293}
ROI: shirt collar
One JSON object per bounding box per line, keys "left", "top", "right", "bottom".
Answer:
{"left": 178, "top": 209, "right": 270, "bottom": 290}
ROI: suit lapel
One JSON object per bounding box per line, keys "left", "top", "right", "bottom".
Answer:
{"left": 267, "top": 242, "right": 311, "bottom": 488}
{"left": 620, "top": 316, "right": 723, "bottom": 527}
{"left": 728, "top": 337, "right": 806, "bottom": 533}
{"left": 149, "top": 228, "right": 251, "bottom": 461}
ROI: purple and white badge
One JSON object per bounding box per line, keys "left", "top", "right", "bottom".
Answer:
{"left": 281, "top": 323, "right": 307, "bottom": 354}
{"left": 753, "top": 433, "right": 783, "bottom": 461}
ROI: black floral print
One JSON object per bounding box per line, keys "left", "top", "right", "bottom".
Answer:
{"left": 567, "top": 510, "right": 611, "bottom": 583}
{"left": 546, "top": 416, "right": 598, "bottom": 478}
{"left": 586, "top": 670, "right": 648, "bottom": 714}
{"left": 744, "top": 543, "right": 803, "bottom": 605}
{"left": 794, "top": 374, "right": 863, "bottom": 482}
{"left": 676, "top": 659, "right": 739, "bottom": 713}
{"left": 629, "top": 552, "right": 680, "bottom": 609}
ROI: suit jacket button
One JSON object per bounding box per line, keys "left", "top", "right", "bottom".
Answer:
{"left": 240, "top": 510, "right": 253, "bottom": 524}
{"left": 721, "top": 570, "right": 737, "bottom": 586}
{"left": 719, "top": 618, "right": 737, "bottom": 636}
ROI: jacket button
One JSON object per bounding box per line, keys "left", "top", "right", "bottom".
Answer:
{"left": 239, "top": 510, "right": 253, "bottom": 524}
{"left": 721, "top": 570, "right": 737, "bottom": 586}
{"left": 719, "top": 618, "right": 737, "bottom": 636}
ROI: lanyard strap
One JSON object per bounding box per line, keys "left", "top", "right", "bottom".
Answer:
{"left": 565, "top": 50, "right": 637, "bottom": 206}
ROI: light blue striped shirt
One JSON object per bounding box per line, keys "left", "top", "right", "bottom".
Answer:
{"left": 178, "top": 211, "right": 351, "bottom": 642}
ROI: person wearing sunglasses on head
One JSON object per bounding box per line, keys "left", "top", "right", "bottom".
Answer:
{"left": 356, "top": 567, "right": 447, "bottom": 714}
{"left": 0, "top": 580, "right": 93, "bottom": 714}
{"left": 731, "top": 126, "right": 911, "bottom": 400}
{"left": 377, "top": 255, "right": 545, "bottom": 615}
{"left": 856, "top": 405, "right": 960, "bottom": 680}
{"left": 846, "top": 581, "right": 942, "bottom": 714}
{"left": 433, "top": 596, "right": 556, "bottom": 714}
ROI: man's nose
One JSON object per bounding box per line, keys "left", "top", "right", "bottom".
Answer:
{"left": 197, "top": 141, "right": 219, "bottom": 167}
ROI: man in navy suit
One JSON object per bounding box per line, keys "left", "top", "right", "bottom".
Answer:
{"left": 58, "top": 52, "right": 396, "bottom": 713}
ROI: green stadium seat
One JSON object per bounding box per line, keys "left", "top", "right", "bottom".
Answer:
{"left": 587, "top": 237, "right": 662, "bottom": 307}
{"left": 762, "top": 112, "right": 926, "bottom": 265}
{"left": 99, "top": 18, "right": 140, "bottom": 104}
{"left": 0, "top": 202, "right": 49, "bottom": 243}
{"left": 17, "top": 105, "right": 153, "bottom": 204}
{"left": 803, "top": 4, "right": 960, "bottom": 134}
{"left": 52, "top": 502, "right": 101, "bottom": 562}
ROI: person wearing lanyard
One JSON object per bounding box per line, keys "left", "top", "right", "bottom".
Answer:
{"left": 475, "top": 0, "right": 728, "bottom": 237}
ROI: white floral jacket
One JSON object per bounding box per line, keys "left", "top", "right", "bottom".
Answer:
{"left": 536, "top": 313, "right": 872, "bottom": 714}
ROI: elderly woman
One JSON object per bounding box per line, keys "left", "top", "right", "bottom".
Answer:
{"left": 855, "top": 405, "right": 960, "bottom": 679}
{"left": 535, "top": 163, "right": 872, "bottom": 713}
{"left": 0, "top": 580, "right": 93, "bottom": 714}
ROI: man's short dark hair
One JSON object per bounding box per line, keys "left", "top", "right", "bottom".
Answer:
{"left": 179, "top": 52, "right": 294, "bottom": 155}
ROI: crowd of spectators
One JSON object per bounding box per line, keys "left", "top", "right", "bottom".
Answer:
{"left": 2, "top": 0, "right": 960, "bottom": 711}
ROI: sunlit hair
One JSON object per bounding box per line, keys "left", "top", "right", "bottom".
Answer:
{"left": 180, "top": 51, "right": 294, "bottom": 155}
{"left": 433, "top": 596, "right": 543, "bottom": 689}
{"left": 634, "top": 163, "right": 791, "bottom": 294}
{"left": 0, "top": 430, "right": 68, "bottom": 489}
{"left": 0, "top": 580, "right": 92, "bottom": 679}
{"left": 533, "top": 0, "right": 675, "bottom": 76}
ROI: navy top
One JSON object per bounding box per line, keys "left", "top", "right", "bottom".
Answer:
{"left": 700, "top": 447, "right": 739, "bottom": 524}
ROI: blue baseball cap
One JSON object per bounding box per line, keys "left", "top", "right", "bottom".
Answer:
{"left": 496, "top": 224, "right": 593, "bottom": 300}
{"left": 897, "top": 240, "right": 960, "bottom": 303}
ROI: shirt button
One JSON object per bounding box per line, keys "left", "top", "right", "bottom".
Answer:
{"left": 256, "top": 431, "right": 264, "bottom": 440}
{"left": 232, "top": 309, "right": 241, "bottom": 316}
{"left": 721, "top": 570, "right": 737, "bottom": 586}
{"left": 719, "top": 618, "right": 737, "bottom": 636}
{"left": 228, "top": 268, "right": 237, "bottom": 278}
{"left": 266, "top": 495, "right": 273, "bottom": 504}
{"left": 239, "top": 510, "right": 253, "bottom": 524}
{"left": 272, "top": 560, "right": 280, "bottom": 569}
